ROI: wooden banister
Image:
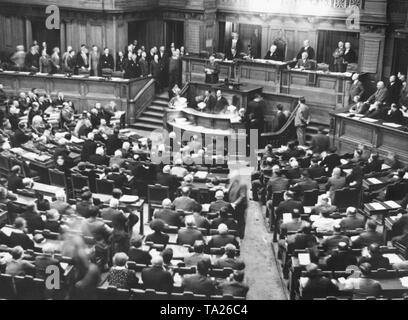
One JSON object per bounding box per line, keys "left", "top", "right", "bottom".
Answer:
{"left": 128, "top": 78, "right": 156, "bottom": 124}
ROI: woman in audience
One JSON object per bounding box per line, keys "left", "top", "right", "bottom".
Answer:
{"left": 107, "top": 252, "right": 139, "bottom": 290}
{"left": 145, "top": 219, "right": 169, "bottom": 246}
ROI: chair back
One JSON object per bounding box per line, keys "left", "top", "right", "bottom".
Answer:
{"left": 48, "top": 169, "right": 68, "bottom": 189}
{"left": 0, "top": 155, "right": 9, "bottom": 177}
{"left": 302, "top": 189, "right": 319, "bottom": 206}
{"left": 14, "top": 275, "right": 45, "bottom": 300}
{"left": 385, "top": 182, "right": 408, "bottom": 201}
{"left": 96, "top": 179, "right": 114, "bottom": 194}
{"left": 333, "top": 188, "right": 359, "bottom": 210}
{"left": 71, "top": 174, "right": 90, "bottom": 197}
{"left": 147, "top": 184, "right": 169, "bottom": 205}
{"left": 0, "top": 274, "right": 16, "bottom": 299}
{"left": 97, "top": 286, "right": 131, "bottom": 300}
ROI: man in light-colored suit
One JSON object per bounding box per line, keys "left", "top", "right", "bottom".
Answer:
{"left": 365, "top": 81, "right": 389, "bottom": 105}
{"left": 89, "top": 45, "right": 101, "bottom": 76}
{"left": 294, "top": 97, "right": 311, "bottom": 146}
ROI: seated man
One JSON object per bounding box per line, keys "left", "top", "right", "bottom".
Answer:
{"left": 307, "top": 157, "right": 326, "bottom": 179}
{"left": 154, "top": 198, "right": 183, "bottom": 227}
{"left": 301, "top": 263, "right": 339, "bottom": 300}
{"left": 210, "top": 206, "right": 238, "bottom": 231}
{"left": 106, "top": 164, "right": 127, "bottom": 189}
{"left": 5, "top": 246, "right": 35, "bottom": 277}
{"left": 182, "top": 260, "right": 218, "bottom": 297}
{"left": 321, "top": 225, "right": 351, "bottom": 254}
{"left": 339, "top": 207, "right": 365, "bottom": 231}
{"left": 173, "top": 186, "right": 202, "bottom": 213}
{"left": 0, "top": 218, "right": 35, "bottom": 250}
{"left": 89, "top": 147, "right": 110, "bottom": 166}
{"left": 310, "top": 127, "right": 330, "bottom": 154}
{"left": 219, "top": 270, "right": 249, "bottom": 298}
{"left": 209, "top": 190, "right": 230, "bottom": 214}
{"left": 184, "top": 240, "right": 212, "bottom": 267}
{"left": 107, "top": 252, "right": 139, "bottom": 290}
{"left": 8, "top": 166, "right": 25, "bottom": 192}
{"left": 176, "top": 215, "right": 204, "bottom": 246}
{"left": 342, "top": 263, "right": 382, "bottom": 299}
{"left": 156, "top": 165, "right": 180, "bottom": 198}
{"left": 352, "top": 220, "right": 383, "bottom": 248}
{"left": 128, "top": 235, "right": 152, "bottom": 265}
{"left": 312, "top": 209, "right": 338, "bottom": 233}
{"left": 145, "top": 219, "right": 170, "bottom": 245}
{"left": 279, "top": 209, "right": 309, "bottom": 239}
{"left": 214, "top": 244, "right": 245, "bottom": 270}
{"left": 207, "top": 224, "right": 239, "bottom": 249}
{"left": 170, "top": 159, "right": 188, "bottom": 178}
{"left": 364, "top": 81, "right": 389, "bottom": 106}
{"left": 141, "top": 256, "right": 174, "bottom": 293}
{"left": 326, "top": 242, "right": 357, "bottom": 271}
{"left": 359, "top": 243, "right": 391, "bottom": 270}
{"left": 295, "top": 52, "right": 314, "bottom": 71}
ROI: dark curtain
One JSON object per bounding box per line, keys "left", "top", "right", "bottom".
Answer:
{"left": 316, "top": 30, "right": 359, "bottom": 69}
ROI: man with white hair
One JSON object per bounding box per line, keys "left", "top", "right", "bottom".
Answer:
{"left": 182, "top": 174, "right": 195, "bottom": 188}
{"left": 365, "top": 81, "right": 389, "bottom": 106}
{"left": 34, "top": 243, "right": 62, "bottom": 279}
{"left": 204, "top": 55, "right": 220, "bottom": 84}
{"left": 50, "top": 190, "right": 74, "bottom": 216}
{"left": 296, "top": 39, "right": 315, "bottom": 60}
{"left": 209, "top": 190, "right": 230, "bottom": 214}
{"left": 153, "top": 198, "right": 183, "bottom": 227}
{"left": 141, "top": 256, "right": 174, "bottom": 292}
{"left": 339, "top": 207, "right": 365, "bottom": 231}
{"left": 264, "top": 44, "right": 282, "bottom": 61}
{"left": 80, "top": 132, "right": 97, "bottom": 161}
{"left": 214, "top": 243, "right": 245, "bottom": 270}
{"left": 109, "top": 149, "right": 126, "bottom": 168}
{"left": 208, "top": 223, "right": 239, "bottom": 249}
{"left": 176, "top": 215, "right": 204, "bottom": 246}
{"left": 89, "top": 146, "right": 109, "bottom": 166}
{"left": 349, "top": 73, "right": 365, "bottom": 103}
{"left": 156, "top": 165, "right": 180, "bottom": 198}
{"left": 170, "top": 158, "right": 188, "bottom": 178}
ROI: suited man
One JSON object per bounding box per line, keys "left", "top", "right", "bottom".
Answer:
{"left": 332, "top": 41, "right": 345, "bottom": 72}
{"left": 385, "top": 103, "right": 404, "bottom": 124}
{"left": 153, "top": 199, "right": 183, "bottom": 227}
{"left": 308, "top": 158, "right": 326, "bottom": 179}
{"left": 182, "top": 260, "right": 217, "bottom": 296}
{"left": 81, "top": 132, "right": 98, "bottom": 162}
{"left": 343, "top": 42, "right": 358, "bottom": 64}
{"left": 295, "top": 52, "right": 314, "bottom": 70}
{"left": 176, "top": 216, "right": 204, "bottom": 246}
{"left": 124, "top": 53, "right": 140, "bottom": 79}
{"left": 214, "top": 244, "right": 244, "bottom": 270}
{"left": 246, "top": 93, "right": 266, "bottom": 134}
{"left": 388, "top": 75, "right": 402, "bottom": 105}
{"left": 50, "top": 47, "right": 61, "bottom": 74}
{"left": 8, "top": 166, "right": 25, "bottom": 192}
{"left": 141, "top": 256, "right": 174, "bottom": 293}
{"left": 89, "top": 45, "right": 100, "bottom": 76}
{"left": 326, "top": 242, "right": 357, "bottom": 271}
{"left": 321, "top": 225, "right": 351, "bottom": 253}
{"left": 225, "top": 32, "right": 243, "bottom": 58}
{"left": 264, "top": 44, "right": 283, "bottom": 61}
{"left": 155, "top": 165, "right": 180, "bottom": 198}
{"left": 363, "top": 153, "right": 382, "bottom": 174}
{"left": 365, "top": 81, "right": 389, "bottom": 105}
{"left": 352, "top": 220, "right": 384, "bottom": 248}
{"left": 340, "top": 207, "right": 365, "bottom": 231}
{"left": 116, "top": 51, "right": 126, "bottom": 72}
{"left": 349, "top": 73, "right": 365, "bottom": 103}
{"left": 208, "top": 224, "right": 239, "bottom": 249}
{"left": 225, "top": 48, "right": 240, "bottom": 61}
{"left": 25, "top": 46, "right": 40, "bottom": 72}
{"left": 296, "top": 40, "right": 315, "bottom": 60}
{"left": 202, "top": 89, "right": 216, "bottom": 113}
{"left": 275, "top": 191, "right": 304, "bottom": 222}
{"left": 139, "top": 52, "right": 149, "bottom": 77}
{"left": 292, "top": 170, "right": 319, "bottom": 194}
{"left": 320, "top": 147, "right": 341, "bottom": 174}
{"left": 210, "top": 206, "right": 238, "bottom": 231}
{"left": 294, "top": 98, "right": 311, "bottom": 146}
{"left": 310, "top": 127, "right": 330, "bottom": 154}
{"left": 359, "top": 243, "right": 391, "bottom": 270}
{"left": 213, "top": 90, "right": 229, "bottom": 114}
{"left": 0, "top": 218, "right": 34, "bottom": 250}
{"left": 76, "top": 44, "right": 89, "bottom": 73}
{"left": 219, "top": 270, "right": 249, "bottom": 298}
{"left": 265, "top": 165, "right": 289, "bottom": 200}
{"left": 100, "top": 48, "right": 114, "bottom": 71}
{"left": 204, "top": 55, "right": 220, "bottom": 84}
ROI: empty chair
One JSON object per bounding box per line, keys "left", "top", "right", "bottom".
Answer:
{"left": 71, "top": 174, "right": 90, "bottom": 198}
{"left": 302, "top": 189, "right": 319, "bottom": 206}
{"left": 333, "top": 188, "right": 360, "bottom": 211}
{"left": 96, "top": 179, "right": 115, "bottom": 195}
{"left": 147, "top": 184, "right": 169, "bottom": 221}
{"left": 48, "top": 169, "right": 68, "bottom": 190}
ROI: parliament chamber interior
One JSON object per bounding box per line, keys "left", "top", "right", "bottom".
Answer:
{"left": 0, "top": 0, "right": 408, "bottom": 301}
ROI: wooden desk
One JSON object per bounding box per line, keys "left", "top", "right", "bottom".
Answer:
{"left": 331, "top": 113, "right": 408, "bottom": 166}
{"left": 281, "top": 69, "right": 352, "bottom": 125}
{"left": 0, "top": 71, "right": 152, "bottom": 124}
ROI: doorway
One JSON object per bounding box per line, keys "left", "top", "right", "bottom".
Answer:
{"left": 31, "top": 19, "right": 60, "bottom": 54}
{"left": 392, "top": 36, "right": 408, "bottom": 76}
{"left": 165, "top": 20, "right": 184, "bottom": 49}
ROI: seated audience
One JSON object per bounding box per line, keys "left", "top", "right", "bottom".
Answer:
{"left": 176, "top": 215, "right": 204, "bottom": 246}
{"left": 141, "top": 256, "right": 174, "bottom": 293}
{"left": 182, "top": 260, "right": 218, "bottom": 296}
{"left": 218, "top": 270, "right": 249, "bottom": 298}
{"left": 107, "top": 252, "right": 139, "bottom": 289}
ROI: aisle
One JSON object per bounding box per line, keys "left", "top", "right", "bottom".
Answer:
{"left": 240, "top": 200, "right": 288, "bottom": 300}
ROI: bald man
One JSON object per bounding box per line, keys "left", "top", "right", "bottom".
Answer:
{"left": 365, "top": 81, "right": 389, "bottom": 105}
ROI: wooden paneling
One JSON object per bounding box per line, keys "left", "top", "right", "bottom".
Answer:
{"left": 0, "top": 15, "right": 25, "bottom": 56}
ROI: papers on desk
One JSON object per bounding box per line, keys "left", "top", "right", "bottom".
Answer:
{"left": 35, "top": 73, "right": 49, "bottom": 76}
{"left": 53, "top": 73, "right": 65, "bottom": 77}
{"left": 361, "top": 118, "right": 378, "bottom": 123}
{"left": 382, "top": 164, "right": 391, "bottom": 171}
{"left": 283, "top": 213, "right": 292, "bottom": 224}
{"left": 18, "top": 72, "right": 30, "bottom": 75}
{"left": 343, "top": 169, "right": 352, "bottom": 175}
{"left": 383, "top": 122, "right": 402, "bottom": 128}
{"left": 340, "top": 159, "right": 349, "bottom": 165}
{"left": 195, "top": 171, "right": 208, "bottom": 179}
{"left": 399, "top": 277, "right": 408, "bottom": 288}
{"left": 309, "top": 215, "right": 319, "bottom": 222}
{"left": 88, "top": 76, "right": 102, "bottom": 80}
{"left": 367, "top": 178, "right": 383, "bottom": 185}
{"left": 299, "top": 277, "right": 309, "bottom": 288}
{"left": 202, "top": 204, "right": 210, "bottom": 213}
{"left": 337, "top": 113, "right": 350, "bottom": 117}
{"left": 369, "top": 202, "right": 386, "bottom": 211}
{"left": 304, "top": 207, "right": 312, "bottom": 214}
{"left": 383, "top": 253, "right": 403, "bottom": 265}
{"left": 71, "top": 75, "right": 85, "bottom": 78}
{"left": 71, "top": 136, "right": 84, "bottom": 144}
{"left": 2, "top": 70, "right": 16, "bottom": 74}
{"left": 298, "top": 253, "right": 311, "bottom": 266}
{"left": 119, "top": 195, "right": 139, "bottom": 203}
{"left": 0, "top": 227, "right": 15, "bottom": 237}
{"left": 350, "top": 235, "right": 359, "bottom": 242}
{"left": 384, "top": 201, "right": 401, "bottom": 209}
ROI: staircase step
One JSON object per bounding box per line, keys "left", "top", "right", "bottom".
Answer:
{"left": 152, "top": 99, "right": 169, "bottom": 106}
{"left": 148, "top": 105, "right": 167, "bottom": 112}
{"left": 129, "top": 122, "right": 162, "bottom": 131}
{"left": 137, "top": 116, "right": 164, "bottom": 125}
{"left": 143, "top": 110, "right": 164, "bottom": 118}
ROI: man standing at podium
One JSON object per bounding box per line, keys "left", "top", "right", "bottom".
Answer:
{"left": 204, "top": 55, "right": 220, "bottom": 84}
{"left": 295, "top": 40, "right": 315, "bottom": 61}
{"left": 294, "top": 97, "right": 311, "bottom": 146}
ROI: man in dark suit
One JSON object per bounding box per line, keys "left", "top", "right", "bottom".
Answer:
{"left": 295, "top": 52, "right": 314, "bottom": 70}
{"left": 292, "top": 170, "right": 319, "bottom": 194}
{"left": 310, "top": 127, "right": 330, "bottom": 154}
{"left": 363, "top": 153, "right": 382, "bottom": 174}
{"left": 8, "top": 166, "right": 25, "bottom": 192}
{"left": 245, "top": 94, "right": 266, "bottom": 134}
{"left": 105, "top": 128, "right": 122, "bottom": 156}
{"left": 225, "top": 32, "right": 243, "bottom": 58}
{"left": 182, "top": 260, "right": 218, "bottom": 296}
{"left": 320, "top": 147, "right": 341, "bottom": 175}
{"left": 214, "top": 244, "right": 244, "bottom": 270}
{"left": 208, "top": 224, "right": 239, "bottom": 249}
{"left": 321, "top": 225, "right": 351, "bottom": 253}
{"left": 339, "top": 207, "right": 365, "bottom": 231}
{"left": 266, "top": 166, "right": 289, "bottom": 201}
{"left": 274, "top": 104, "right": 287, "bottom": 132}
{"left": 204, "top": 55, "right": 220, "bottom": 84}
{"left": 124, "top": 53, "right": 140, "bottom": 79}
{"left": 21, "top": 204, "right": 44, "bottom": 234}
{"left": 296, "top": 40, "right": 315, "bottom": 60}
{"left": 209, "top": 191, "right": 230, "bottom": 214}
{"left": 141, "top": 256, "right": 174, "bottom": 292}
{"left": 128, "top": 236, "right": 152, "bottom": 265}
{"left": 349, "top": 73, "right": 365, "bottom": 103}
{"left": 25, "top": 46, "right": 40, "bottom": 72}
{"left": 225, "top": 48, "right": 240, "bottom": 61}
{"left": 219, "top": 271, "right": 249, "bottom": 298}
{"left": 301, "top": 264, "right": 339, "bottom": 299}
{"left": 202, "top": 89, "right": 216, "bottom": 113}
{"left": 213, "top": 90, "right": 229, "bottom": 114}
{"left": 264, "top": 45, "right": 283, "bottom": 61}
{"left": 359, "top": 243, "right": 391, "bottom": 270}
{"left": 76, "top": 44, "right": 89, "bottom": 73}
{"left": 81, "top": 132, "right": 98, "bottom": 162}
{"left": 308, "top": 157, "right": 326, "bottom": 179}
{"left": 0, "top": 218, "right": 35, "bottom": 250}
{"left": 343, "top": 42, "right": 358, "bottom": 64}
{"left": 326, "top": 242, "right": 357, "bottom": 271}
{"left": 385, "top": 103, "right": 404, "bottom": 124}
{"left": 156, "top": 165, "right": 180, "bottom": 199}
{"left": 250, "top": 28, "right": 261, "bottom": 59}
{"left": 210, "top": 206, "right": 238, "bottom": 231}
{"left": 75, "top": 191, "right": 94, "bottom": 218}
{"left": 13, "top": 122, "right": 31, "bottom": 147}
{"left": 352, "top": 220, "right": 384, "bottom": 248}
{"left": 275, "top": 191, "right": 304, "bottom": 221}
{"left": 100, "top": 48, "right": 114, "bottom": 71}
{"left": 89, "top": 147, "right": 110, "bottom": 166}
{"left": 153, "top": 199, "right": 183, "bottom": 227}
{"left": 176, "top": 216, "right": 204, "bottom": 246}
{"left": 387, "top": 75, "right": 402, "bottom": 105}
